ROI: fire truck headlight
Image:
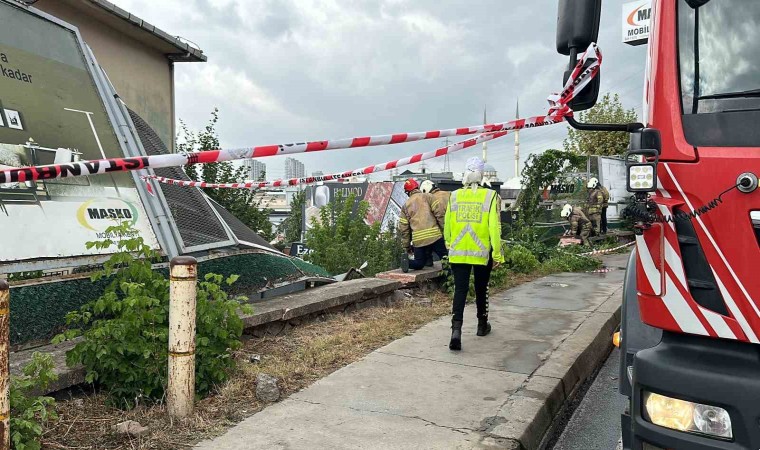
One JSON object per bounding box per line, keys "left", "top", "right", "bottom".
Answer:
{"left": 643, "top": 392, "right": 733, "bottom": 440}
{"left": 693, "top": 403, "right": 732, "bottom": 439}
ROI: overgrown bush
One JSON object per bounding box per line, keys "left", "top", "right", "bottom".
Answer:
{"left": 540, "top": 250, "right": 601, "bottom": 273}
{"left": 503, "top": 244, "right": 540, "bottom": 274}
{"left": 53, "top": 222, "right": 251, "bottom": 408}
{"left": 305, "top": 193, "right": 403, "bottom": 276}
{"left": 10, "top": 352, "right": 58, "bottom": 450}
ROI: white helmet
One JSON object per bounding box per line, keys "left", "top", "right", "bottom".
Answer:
{"left": 420, "top": 180, "right": 435, "bottom": 193}
{"left": 587, "top": 177, "right": 599, "bottom": 189}
{"left": 560, "top": 204, "right": 573, "bottom": 218}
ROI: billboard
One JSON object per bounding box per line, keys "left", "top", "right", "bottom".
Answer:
{"left": 301, "top": 181, "right": 408, "bottom": 238}
{"left": 622, "top": 1, "right": 651, "bottom": 46}
{"left": 0, "top": 1, "right": 158, "bottom": 262}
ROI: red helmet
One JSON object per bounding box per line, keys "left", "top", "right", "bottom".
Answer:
{"left": 403, "top": 178, "right": 419, "bottom": 193}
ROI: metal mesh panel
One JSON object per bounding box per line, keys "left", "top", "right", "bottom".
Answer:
{"left": 128, "top": 109, "right": 231, "bottom": 248}
{"left": 209, "top": 199, "right": 274, "bottom": 250}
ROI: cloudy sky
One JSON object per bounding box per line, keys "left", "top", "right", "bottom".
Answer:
{"left": 111, "top": 0, "right": 647, "bottom": 181}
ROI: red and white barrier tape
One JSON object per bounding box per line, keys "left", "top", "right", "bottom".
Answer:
{"left": 0, "top": 44, "right": 600, "bottom": 185}
{"left": 577, "top": 241, "right": 635, "bottom": 257}
{"left": 142, "top": 43, "right": 602, "bottom": 190}
{"left": 142, "top": 130, "right": 511, "bottom": 189}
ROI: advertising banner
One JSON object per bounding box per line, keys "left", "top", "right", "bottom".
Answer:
{"left": 364, "top": 182, "right": 393, "bottom": 225}
{"left": 0, "top": 2, "right": 158, "bottom": 262}
{"left": 301, "top": 181, "right": 408, "bottom": 235}
{"left": 622, "top": 1, "right": 652, "bottom": 46}
{"left": 302, "top": 182, "right": 368, "bottom": 232}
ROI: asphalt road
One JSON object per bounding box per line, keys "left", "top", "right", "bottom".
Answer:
{"left": 551, "top": 348, "right": 628, "bottom": 450}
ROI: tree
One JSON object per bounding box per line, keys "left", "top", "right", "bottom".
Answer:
{"left": 563, "top": 93, "right": 638, "bottom": 156}
{"left": 516, "top": 149, "right": 584, "bottom": 226}
{"left": 278, "top": 190, "right": 305, "bottom": 245}
{"left": 304, "top": 193, "right": 402, "bottom": 276}
{"left": 179, "top": 109, "right": 274, "bottom": 240}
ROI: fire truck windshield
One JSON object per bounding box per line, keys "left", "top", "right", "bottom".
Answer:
{"left": 678, "top": 0, "right": 760, "bottom": 114}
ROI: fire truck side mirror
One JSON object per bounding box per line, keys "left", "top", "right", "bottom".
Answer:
{"left": 556, "top": 0, "right": 602, "bottom": 56}
{"left": 562, "top": 68, "right": 600, "bottom": 112}
{"left": 629, "top": 128, "right": 662, "bottom": 154}
{"left": 556, "top": 0, "right": 602, "bottom": 111}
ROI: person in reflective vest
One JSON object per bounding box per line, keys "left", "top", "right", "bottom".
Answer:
{"left": 398, "top": 178, "right": 447, "bottom": 272}
{"left": 420, "top": 180, "right": 451, "bottom": 267}
{"left": 444, "top": 157, "right": 504, "bottom": 351}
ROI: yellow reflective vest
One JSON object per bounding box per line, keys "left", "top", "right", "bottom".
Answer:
{"left": 444, "top": 187, "right": 505, "bottom": 265}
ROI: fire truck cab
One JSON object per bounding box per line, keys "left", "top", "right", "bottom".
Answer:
{"left": 557, "top": 1, "right": 760, "bottom": 448}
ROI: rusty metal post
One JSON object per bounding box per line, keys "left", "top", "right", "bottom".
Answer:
{"left": 0, "top": 280, "right": 9, "bottom": 449}
{"left": 168, "top": 257, "right": 197, "bottom": 419}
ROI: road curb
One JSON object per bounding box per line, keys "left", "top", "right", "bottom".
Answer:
{"left": 489, "top": 299, "right": 622, "bottom": 449}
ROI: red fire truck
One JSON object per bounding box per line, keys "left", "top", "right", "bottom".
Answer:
{"left": 557, "top": 0, "right": 760, "bottom": 448}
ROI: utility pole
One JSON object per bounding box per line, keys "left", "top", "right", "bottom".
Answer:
{"left": 482, "top": 105, "right": 488, "bottom": 163}
{"left": 514, "top": 98, "right": 520, "bottom": 178}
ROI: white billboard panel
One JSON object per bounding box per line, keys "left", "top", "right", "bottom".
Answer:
{"left": 0, "top": 1, "right": 159, "bottom": 262}
{"left": 623, "top": 1, "right": 652, "bottom": 46}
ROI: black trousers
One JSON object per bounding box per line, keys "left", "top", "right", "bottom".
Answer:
{"left": 601, "top": 206, "right": 608, "bottom": 234}
{"left": 410, "top": 238, "right": 448, "bottom": 270}
{"left": 451, "top": 258, "right": 493, "bottom": 321}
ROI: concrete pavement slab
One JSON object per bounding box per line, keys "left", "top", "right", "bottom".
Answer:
{"left": 196, "top": 398, "right": 508, "bottom": 450}
{"left": 500, "top": 271, "right": 623, "bottom": 312}
{"left": 378, "top": 306, "right": 587, "bottom": 375}
{"left": 289, "top": 351, "right": 526, "bottom": 431}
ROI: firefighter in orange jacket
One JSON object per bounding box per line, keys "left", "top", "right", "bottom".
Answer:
{"left": 398, "top": 178, "right": 447, "bottom": 272}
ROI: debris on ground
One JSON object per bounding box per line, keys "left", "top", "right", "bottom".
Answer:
{"left": 255, "top": 374, "right": 280, "bottom": 402}
{"left": 112, "top": 420, "right": 149, "bottom": 437}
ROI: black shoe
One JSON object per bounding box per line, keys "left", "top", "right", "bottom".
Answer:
{"left": 449, "top": 319, "right": 463, "bottom": 350}
{"left": 425, "top": 257, "right": 434, "bottom": 267}
{"left": 476, "top": 317, "right": 491, "bottom": 336}
{"left": 401, "top": 253, "right": 409, "bottom": 273}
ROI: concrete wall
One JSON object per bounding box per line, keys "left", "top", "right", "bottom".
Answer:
{"left": 34, "top": 0, "right": 175, "bottom": 150}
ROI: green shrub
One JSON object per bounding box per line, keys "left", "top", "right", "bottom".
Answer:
{"left": 53, "top": 222, "right": 251, "bottom": 408}
{"left": 541, "top": 251, "right": 601, "bottom": 273}
{"left": 305, "top": 193, "right": 403, "bottom": 276}
{"left": 503, "top": 244, "right": 540, "bottom": 274}
{"left": 10, "top": 352, "right": 58, "bottom": 450}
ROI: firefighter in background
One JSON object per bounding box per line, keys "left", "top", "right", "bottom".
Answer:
{"left": 420, "top": 180, "right": 451, "bottom": 267}
{"left": 561, "top": 204, "right": 592, "bottom": 246}
{"left": 586, "top": 177, "right": 605, "bottom": 235}
{"left": 444, "top": 157, "right": 504, "bottom": 351}
{"left": 398, "top": 178, "right": 447, "bottom": 273}
{"left": 596, "top": 180, "right": 610, "bottom": 234}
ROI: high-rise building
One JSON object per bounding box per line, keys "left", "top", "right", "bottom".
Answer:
{"left": 312, "top": 171, "right": 325, "bottom": 178}
{"left": 285, "top": 157, "right": 306, "bottom": 179}
{"left": 242, "top": 159, "right": 266, "bottom": 181}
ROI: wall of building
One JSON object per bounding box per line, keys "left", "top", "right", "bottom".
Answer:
{"left": 34, "top": 0, "right": 175, "bottom": 150}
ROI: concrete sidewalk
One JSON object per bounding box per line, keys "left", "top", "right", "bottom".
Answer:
{"left": 197, "top": 254, "right": 629, "bottom": 450}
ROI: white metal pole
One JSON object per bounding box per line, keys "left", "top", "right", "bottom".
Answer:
{"left": 168, "top": 256, "right": 197, "bottom": 418}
